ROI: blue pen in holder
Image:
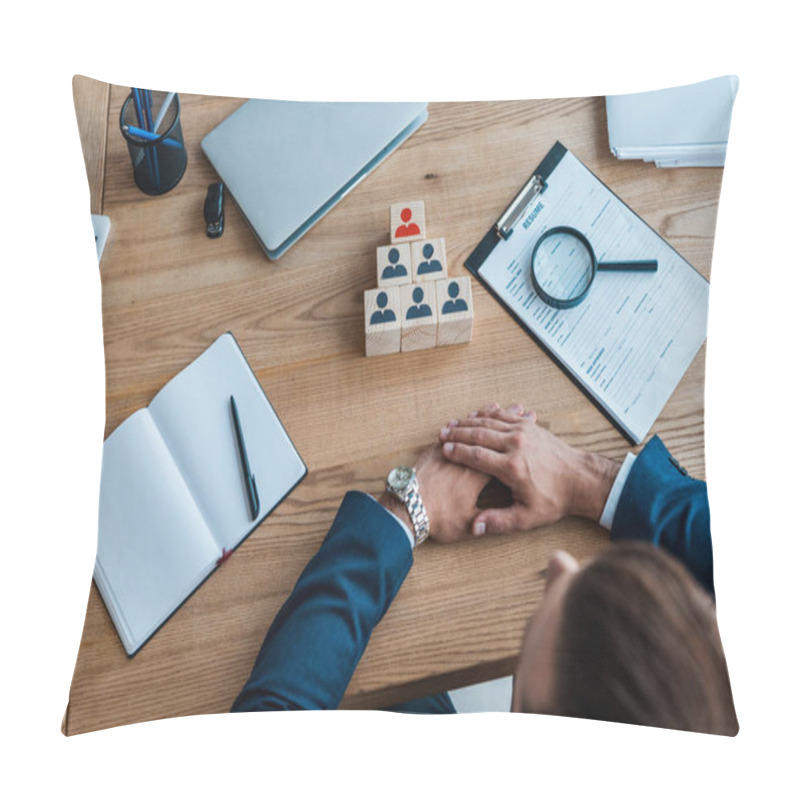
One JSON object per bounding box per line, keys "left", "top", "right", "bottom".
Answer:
{"left": 120, "top": 90, "right": 187, "bottom": 195}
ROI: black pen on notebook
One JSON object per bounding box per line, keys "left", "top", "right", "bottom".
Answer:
{"left": 230, "top": 395, "right": 260, "bottom": 520}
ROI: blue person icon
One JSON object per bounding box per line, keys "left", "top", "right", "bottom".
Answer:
{"left": 370, "top": 291, "right": 397, "bottom": 325}
{"left": 417, "top": 242, "right": 442, "bottom": 275}
{"left": 442, "top": 281, "right": 468, "bottom": 314}
{"left": 381, "top": 247, "right": 408, "bottom": 280}
{"left": 406, "top": 285, "right": 432, "bottom": 319}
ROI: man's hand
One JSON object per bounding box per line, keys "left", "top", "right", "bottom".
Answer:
{"left": 380, "top": 444, "right": 491, "bottom": 544}
{"left": 439, "top": 404, "right": 620, "bottom": 536}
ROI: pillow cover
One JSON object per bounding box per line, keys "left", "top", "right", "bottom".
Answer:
{"left": 65, "top": 75, "right": 737, "bottom": 736}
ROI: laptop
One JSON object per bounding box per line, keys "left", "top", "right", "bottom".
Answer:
{"left": 201, "top": 100, "right": 428, "bottom": 260}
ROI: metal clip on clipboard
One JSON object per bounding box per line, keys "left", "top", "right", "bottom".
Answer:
{"left": 465, "top": 141, "right": 565, "bottom": 274}
{"left": 494, "top": 173, "right": 547, "bottom": 240}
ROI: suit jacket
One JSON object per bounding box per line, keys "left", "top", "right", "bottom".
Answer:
{"left": 231, "top": 491, "right": 411, "bottom": 712}
{"left": 231, "top": 436, "right": 712, "bottom": 712}
{"left": 611, "top": 435, "right": 713, "bottom": 596}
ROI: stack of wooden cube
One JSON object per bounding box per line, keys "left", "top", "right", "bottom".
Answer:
{"left": 364, "top": 201, "right": 474, "bottom": 357}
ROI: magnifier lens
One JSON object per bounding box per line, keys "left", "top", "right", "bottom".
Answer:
{"left": 532, "top": 230, "right": 595, "bottom": 308}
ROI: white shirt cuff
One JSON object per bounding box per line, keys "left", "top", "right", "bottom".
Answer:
{"left": 599, "top": 453, "right": 636, "bottom": 530}
{"left": 364, "top": 493, "right": 415, "bottom": 549}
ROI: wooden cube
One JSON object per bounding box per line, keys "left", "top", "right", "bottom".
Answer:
{"left": 376, "top": 243, "right": 412, "bottom": 287}
{"left": 390, "top": 201, "right": 426, "bottom": 244}
{"left": 435, "top": 277, "right": 473, "bottom": 347}
{"left": 411, "top": 238, "right": 448, "bottom": 282}
{"left": 399, "top": 283, "right": 438, "bottom": 352}
{"left": 364, "top": 287, "right": 402, "bottom": 357}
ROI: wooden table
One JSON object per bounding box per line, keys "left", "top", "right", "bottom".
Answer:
{"left": 65, "top": 77, "right": 723, "bottom": 735}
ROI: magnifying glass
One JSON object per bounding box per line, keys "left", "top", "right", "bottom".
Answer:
{"left": 530, "top": 226, "right": 658, "bottom": 310}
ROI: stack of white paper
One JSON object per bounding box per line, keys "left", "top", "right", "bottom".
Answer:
{"left": 605, "top": 76, "right": 738, "bottom": 168}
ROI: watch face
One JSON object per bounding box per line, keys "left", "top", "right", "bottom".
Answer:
{"left": 388, "top": 466, "right": 414, "bottom": 493}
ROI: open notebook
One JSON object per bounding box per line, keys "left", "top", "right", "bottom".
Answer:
{"left": 95, "top": 333, "right": 307, "bottom": 655}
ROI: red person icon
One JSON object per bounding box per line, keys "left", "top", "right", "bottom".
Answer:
{"left": 394, "top": 207, "right": 421, "bottom": 239}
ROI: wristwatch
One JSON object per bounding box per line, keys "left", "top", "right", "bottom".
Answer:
{"left": 386, "top": 466, "right": 430, "bottom": 546}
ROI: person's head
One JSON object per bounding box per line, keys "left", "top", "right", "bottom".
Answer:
{"left": 511, "top": 543, "right": 738, "bottom": 735}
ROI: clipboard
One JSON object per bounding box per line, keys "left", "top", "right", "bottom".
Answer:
{"left": 465, "top": 141, "right": 710, "bottom": 445}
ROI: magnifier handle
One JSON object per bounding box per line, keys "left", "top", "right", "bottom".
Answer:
{"left": 597, "top": 260, "right": 658, "bottom": 272}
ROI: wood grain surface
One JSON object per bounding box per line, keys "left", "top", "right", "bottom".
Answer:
{"left": 72, "top": 76, "right": 110, "bottom": 214}
{"left": 64, "top": 83, "right": 723, "bottom": 734}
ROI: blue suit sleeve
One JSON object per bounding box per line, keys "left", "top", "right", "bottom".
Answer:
{"left": 231, "top": 491, "right": 413, "bottom": 712}
{"left": 611, "top": 436, "right": 714, "bottom": 597}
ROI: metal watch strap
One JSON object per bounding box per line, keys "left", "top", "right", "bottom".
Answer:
{"left": 402, "top": 477, "right": 430, "bottom": 547}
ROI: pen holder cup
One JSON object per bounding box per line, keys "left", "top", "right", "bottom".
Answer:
{"left": 120, "top": 91, "right": 187, "bottom": 195}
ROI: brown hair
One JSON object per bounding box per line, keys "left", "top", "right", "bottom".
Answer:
{"left": 551, "top": 542, "right": 738, "bottom": 735}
